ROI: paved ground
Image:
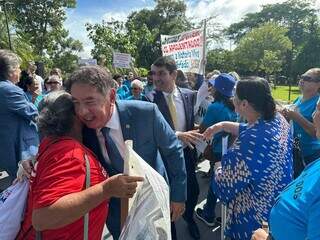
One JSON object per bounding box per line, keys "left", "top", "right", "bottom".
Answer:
{"left": 103, "top": 159, "right": 223, "bottom": 240}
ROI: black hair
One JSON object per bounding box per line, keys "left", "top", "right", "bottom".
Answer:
{"left": 113, "top": 74, "right": 122, "bottom": 80}
{"left": 236, "top": 78, "right": 276, "bottom": 121}
{"left": 213, "top": 90, "right": 235, "bottom": 112}
{"left": 152, "top": 56, "right": 177, "bottom": 73}
{"left": 17, "top": 70, "right": 35, "bottom": 92}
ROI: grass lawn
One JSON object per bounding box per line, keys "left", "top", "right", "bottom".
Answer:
{"left": 272, "top": 85, "right": 300, "bottom": 103}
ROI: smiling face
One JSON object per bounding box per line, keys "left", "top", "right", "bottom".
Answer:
{"left": 70, "top": 83, "right": 116, "bottom": 129}
{"left": 151, "top": 65, "right": 176, "bottom": 93}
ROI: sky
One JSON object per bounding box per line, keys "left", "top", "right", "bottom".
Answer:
{"left": 64, "top": 0, "right": 320, "bottom": 58}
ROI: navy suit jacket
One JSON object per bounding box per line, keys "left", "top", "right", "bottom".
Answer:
{"left": 83, "top": 100, "right": 187, "bottom": 202}
{"left": 0, "top": 80, "right": 39, "bottom": 180}
{"left": 151, "top": 87, "right": 198, "bottom": 163}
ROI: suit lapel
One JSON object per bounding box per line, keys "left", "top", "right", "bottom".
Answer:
{"left": 116, "top": 101, "right": 136, "bottom": 147}
{"left": 153, "top": 90, "right": 175, "bottom": 130}
{"left": 178, "top": 87, "right": 192, "bottom": 130}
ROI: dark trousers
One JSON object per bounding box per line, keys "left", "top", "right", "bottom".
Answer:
{"left": 106, "top": 197, "right": 121, "bottom": 240}
{"left": 202, "top": 187, "right": 218, "bottom": 220}
{"left": 183, "top": 147, "right": 200, "bottom": 221}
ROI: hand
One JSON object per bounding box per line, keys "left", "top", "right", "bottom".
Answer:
{"left": 251, "top": 228, "right": 268, "bottom": 240}
{"left": 16, "top": 159, "right": 33, "bottom": 181}
{"left": 170, "top": 201, "right": 185, "bottom": 222}
{"left": 203, "top": 123, "right": 223, "bottom": 141}
{"left": 176, "top": 130, "right": 203, "bottom": 149}
{"left": 104, "top": 174, "right": 144, "bottom": 198}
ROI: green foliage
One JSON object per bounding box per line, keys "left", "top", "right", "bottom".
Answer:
{"left": 86, "top": 20, "right": 137, "bottom": 67}
{"left": 293, "top": 16, "right": 320, "bottom": 75}
{"left": 226, "top": 0, "right": 315, "bottom": 47}
{"left": 205, "top": 49, "right": 235, "bottom": 73}
{"left": 260, "top": 50, "right": 283, "bottom": 76}
{"left": 13, "top": 0, "right": 77, "bottom": 56}
{"left": 8, "top": 0, "right": 82, "bottom": 74}
{"left": 233, "top": 23, "right": 292, "bottom": 75}
{"left": 87, "top": 0, "right": 193, "bottom": 70}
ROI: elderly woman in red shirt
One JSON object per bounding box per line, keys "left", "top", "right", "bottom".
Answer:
{"left": 17, "top": 91, "right": 143, "bottom": 240}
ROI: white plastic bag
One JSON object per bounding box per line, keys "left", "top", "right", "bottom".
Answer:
{"left": 120, "top": 140, "right": 171, "bottom": 240}
{"left": 0, "top": 179, "right": 29, "bottom": 240}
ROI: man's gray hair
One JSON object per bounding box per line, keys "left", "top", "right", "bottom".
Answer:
{"left": 0, "top": 50, "right": 21, "bottom": 80}
{"left": 37, "top": 91, "right": 75, "bottom": 137}
{"left": 65, "top": 65, "right": 113, "bottom": 95}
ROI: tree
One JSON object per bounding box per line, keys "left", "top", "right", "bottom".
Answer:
{"left": 260, "top": 50, "right": 283, "bottom": 78}
{"left": 13, "top": 0, "right": 76, "bottom": 57}
{"left": 47, "top": 29, "right": 83, "bottom": 73}
{"left": 225, "top": 0, "right": 316, "bottom": 47}
{"left": 294, "top": 16, "right": 320, "bottom": 75}
{"left": 87, "top": 0, "right": 193, "bottom": 69}
{"left": 206, "top": 49, "right": 235, "bottom": 73}
{"left": 0, "top": 10, "right": 36, "bottom": 66}
{"left": 233, "top": 23, "right": 292, "bottom": 75}
{"left": 86, "top": 20, "right": 137, "bottom": 68}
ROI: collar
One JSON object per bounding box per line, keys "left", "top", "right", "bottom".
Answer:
{"left": 98, "top": 105, "right": 121, "bottom": 132}
{"left": 162, "top": 87, "right": 179, "bottom": 98}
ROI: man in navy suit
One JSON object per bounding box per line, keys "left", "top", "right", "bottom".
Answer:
{"left": 65, "top": 66, "right": 187, "bottom": 240}
{"left": 149, "top": 56, "right": 202, "bottom": 239}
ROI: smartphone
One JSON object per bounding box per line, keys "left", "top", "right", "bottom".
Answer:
{"left": 0, "top": 171, "right": 9, "bottom": 180}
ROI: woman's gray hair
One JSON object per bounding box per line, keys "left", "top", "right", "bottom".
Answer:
{"left": 37, "top": 91, "right": 75, "bottom": 137}
{"left": 0, "top": 50, "right": 21, "bottom": 80}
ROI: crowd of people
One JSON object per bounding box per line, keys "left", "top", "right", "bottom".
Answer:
{"left": 1, "top": 48, "right": 320, "bottom": 240}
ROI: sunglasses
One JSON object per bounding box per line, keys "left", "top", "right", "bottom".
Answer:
{"left": 300, "top": 75, "right": 319, "bottom": 83}
{"left": 132, "top": 87, "right": 141, "bottom": 90}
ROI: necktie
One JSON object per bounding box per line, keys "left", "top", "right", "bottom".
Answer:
{"left": 167, "top": 93, "right": 178, "bottom": 130}
{"left": 101, "top": 127, "right": 124, "bottom": 174}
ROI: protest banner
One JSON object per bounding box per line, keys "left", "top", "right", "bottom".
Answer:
{"left": 161, "top": 27, "right": 205, "bottom": 74}
{"left": 78, "top": 58, "right": 97, "bottom": 66}
{"left": 113, "top": 52, "right": 132, "bottom": 69}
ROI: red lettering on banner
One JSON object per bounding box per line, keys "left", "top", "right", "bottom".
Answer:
{"left": 166, "top": 38, "right": 201, "bottom": 53}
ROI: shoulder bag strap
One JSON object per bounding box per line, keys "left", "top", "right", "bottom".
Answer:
{"left": 83, "top": 153, "right": 91, "bottom": 240}
{"left": 35, "top": 153, "right": 91, "bottom": 240}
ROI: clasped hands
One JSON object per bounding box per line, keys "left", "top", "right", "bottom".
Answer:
{"left": 176, "top": 123, "right": 224, "bottom": 149}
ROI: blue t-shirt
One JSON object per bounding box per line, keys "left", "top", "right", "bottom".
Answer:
{"left": 201, "top": 101, "right": 237, "bottom": 153}
{"left": 293, "top": 95, "right": 320, "bottom": 157}
{"left": 211, "top": 114, "right": 293, "bottom": 240}
{"left": 122, "top": 79, "right": 132, "bottom": 95}
{"left": 269, "top": 158, "right": 320, "bottom": 240}
{"left": 116, "top": 85, "right": 130, "bottom": 100}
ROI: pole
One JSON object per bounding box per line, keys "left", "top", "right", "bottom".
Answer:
{"left": 201, "top": 18, "right": 207, "bottom": 75}
{"left": 2, "top": 1, "right": 12, "bottom": 50}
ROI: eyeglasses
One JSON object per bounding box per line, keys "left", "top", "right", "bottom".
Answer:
{"left": 300, "top": 75, "right": 319, "bottom": 83}
{"left": 132, "top": 87, "right": 141, "bottom": 90}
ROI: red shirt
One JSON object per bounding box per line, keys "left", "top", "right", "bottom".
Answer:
{"left": 17, "top": 137, "right": 108, "bottom": 240}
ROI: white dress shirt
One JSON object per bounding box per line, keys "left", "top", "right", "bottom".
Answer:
{"left": 96, "top": 106, "right": 128, "bottom": 165}
{"left": 163, "top": 88, "right": 187, "bottom": 132}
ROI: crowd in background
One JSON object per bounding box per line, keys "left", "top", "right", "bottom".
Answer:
{"left": 1, "top": 48, "right": 320, "bottom": 240}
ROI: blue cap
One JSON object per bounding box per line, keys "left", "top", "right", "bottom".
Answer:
{"left": 208, "top": 73, "right": 236, "bottom": 97}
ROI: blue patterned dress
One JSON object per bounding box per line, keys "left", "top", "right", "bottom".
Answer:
{"left": 211, "top": 113, "right": 293, "bottom": 240}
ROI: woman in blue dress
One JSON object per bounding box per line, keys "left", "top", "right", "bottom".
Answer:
{"left": 203, "top": 78, "right": 293, "bottom": 240}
